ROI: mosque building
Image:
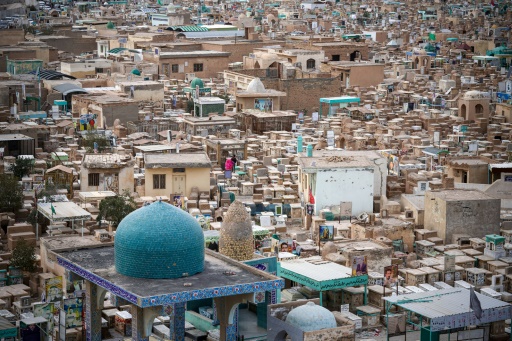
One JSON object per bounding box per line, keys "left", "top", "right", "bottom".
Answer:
{"left": 55, "top": 201, "right": 284, "bottom": 341}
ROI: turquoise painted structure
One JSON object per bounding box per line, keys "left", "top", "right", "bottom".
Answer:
{"left": 297, "top": 135, "right": 303, "bottom": 154}
{"left": 285, "top": 302, "right": 337, "bottom": 331}
{"left": 319, "top": 96, "right": 360, "bottom": 118}
{"left": 115, "top": 201, "right": 205, "bottom": 279}
{"left": 306, "top": 144, "right": 313, "bottom": 157}
{"left": 6, "top": 59, "right": 43, "bottom": 75}
{"left": 184, "top": 77, "right": 212, "bottom": 97}
{"left": 278, "top": 262, "right": 368, "bottom": 306}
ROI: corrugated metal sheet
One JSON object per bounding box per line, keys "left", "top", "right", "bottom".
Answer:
{"left": 38, "top": 202, "right": 91, "bottom": 222}
{"left": 179, "top": 31, "right": 245, "bottom": 38}
{"left": 279, "top": 257, "right": 352, "bottom": 281}
{"left": 384, "top": 287, "right": 510, "bottom": 319}
{"left": 167, "top": 25, "right": 209, "bottom": 32}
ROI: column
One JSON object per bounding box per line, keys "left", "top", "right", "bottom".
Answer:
{"left": 131, "top": 305, "right": 149, "bottom": 341}
{"left": 84, "top": 281, "right": 102, "bottom": 341}
{"left": 169, "top": 301, "right": 186, "bottom": 341}
{"left": 225, "top": 307, "right": 238, "bottom": 341}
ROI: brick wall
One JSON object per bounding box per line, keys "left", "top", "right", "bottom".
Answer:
{"left": 260, "top": 77, "right": 340, "bottom": 112}
{"left": 0, "top": 49, "right": 36, "bottom": 72}
{"left": 38, "top": 36, "right": 97, "bottom": 55}
{"left": 0, "top": 29, "right": 25, "bottom": 46}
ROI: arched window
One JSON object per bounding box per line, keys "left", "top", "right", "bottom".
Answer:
{"left": 475, "top": 104, "right": 484, "bottom": 114}
{"left": 306, "top": 58, "right": 316, "bottom": 69}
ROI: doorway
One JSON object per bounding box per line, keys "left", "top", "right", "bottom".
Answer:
{"left": 173, "top": 175, "right": 186, "bottom": 195}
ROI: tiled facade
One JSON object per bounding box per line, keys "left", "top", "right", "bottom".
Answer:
{"left": 115, "top": 201, "right": 205, "bottom": 279}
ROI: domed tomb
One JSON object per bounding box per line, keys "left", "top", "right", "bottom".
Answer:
{"left": 219, "top": 201, "right": 254, "bottom": 261}
{"left": 285, "top": 302, "right": 337, "bottom": 332}
{"left": 246, "top": 78, "right": 266, "bottom": 93}
{"left": 190, "top": 77, "right": 204, "bottom": 90}
{"left": 115, "top": 201, "right": 204, "bottom": 279}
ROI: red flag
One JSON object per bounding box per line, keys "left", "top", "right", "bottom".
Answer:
{"left": 309, "top": 187, "right": 315, "bottom": 204}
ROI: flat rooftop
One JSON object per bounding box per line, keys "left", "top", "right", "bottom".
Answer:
{"left": 428, "top": 189, "right": 497, "bottom": 201}
{"left": 83, "top": 154, "right": 133, "bottom": 168}
{"left": 159, "top": 50, "right": 230, "bottom": 58}
{"left": 144, "top": 153, "right": 211, "bottom": 168}
{"left": 56, "top": 246, "right": 282, "bottom": 307}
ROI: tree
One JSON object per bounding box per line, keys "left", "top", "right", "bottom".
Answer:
{"left": 10, "top": 239, "right": 36, "bottom": 273}
{"left": 96, "top": 191, "right": 136, "bottom": 228}
{"left": 8, "top": 158, "right": 33, "bottom": 180}
{"left": 81, "top": 132, "right": 110, "bottom": 153}
{"left": 0, "top": 175, "right": 24, "bottom": 213}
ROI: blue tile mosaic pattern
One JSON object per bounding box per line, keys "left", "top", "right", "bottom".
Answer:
{"left": 57, "top": 255, "right": 285, "bottom": 308}
{"left": 115, "top": 201, "right": 205, "bottom": 279}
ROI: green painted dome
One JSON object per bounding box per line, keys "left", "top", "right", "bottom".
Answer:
{"left": 131, "top": 68, "right": 141, "bottom": 76}
{"left": 106, "top": 21, "right": 115, "bottom": 29}
{"left": 190, "top": 77, "right": 204, "bottom": 89}
{"left": 115, "top": 201, "right": 205, "bottom": 279}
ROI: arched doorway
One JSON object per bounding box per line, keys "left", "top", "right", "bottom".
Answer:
{"left": 475, "top": 104, "right": 484, "bottom": 114}
{"left": 350, "top": 50, "right": 360, "bottom": 61}
{"left": 273, "top": 330, "right": 288, "bottom": 341}
{"left": 254, "top": 61, "right": 261, "bottom": 69}
{"left": 460, "top": 104, "right": 467, "bottom": 119}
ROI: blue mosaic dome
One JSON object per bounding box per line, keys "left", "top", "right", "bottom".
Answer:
{"left": 285, "top": 302, "right": 337, "bottom": 331}
{"left": 115, "top": 201, "right": 205, "bottom": 279}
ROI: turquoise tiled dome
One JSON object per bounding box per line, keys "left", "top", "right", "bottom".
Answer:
{"left": 115, "top": 201, "right": 204, "bottom": 279}
{"left": 285, "top": 302, "right": 337, "bottom": 331}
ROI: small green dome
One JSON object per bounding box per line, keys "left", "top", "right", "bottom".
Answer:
{"left": 131, "top": 68, "right": 141, "bottom": 76}
{"left": 190, "top": 77, "right": 204, "bottom": 89}
{"left": 106, "top": 21, "right": 115, "bottom": 29}
{"left": 115, "top": 201, "right": 205, "bottom": 279}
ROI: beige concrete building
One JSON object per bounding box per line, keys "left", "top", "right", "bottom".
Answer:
{"left": 146, "top": 50, "right": 231, "bottom": 79}
{"left": 116, "top": 81, "right": 164, "bottom": 105}
{"left": 235, "top": 78, "right": 286, "bottom": 112}
{"left": 71, "top": 93, "right": 139, "bottom": 128}
{"left": 80, "top": 154, "right": 135, "bottom": 194}
{"left": 144, "top": 153, "right": 211, "bottom": 198}
{"left": 458, "top": 90, "right": 490, "bottom": 121}
{"left": 424, "top": 189, "right": 500, "bottom": 243}
{"left": 60, "top": 59, "right": 113, "bottom": 78}
{"left": 496, "top": 102, "right": 512, "bottom": 123}
{"left": 446, "top": 157, "right": 490, "bottom": 184}
{"left": 330, "top": 62, "right": 385, "bottom": 89}
{"left": 243, "top": 47, "right": 325, "bottom": 72}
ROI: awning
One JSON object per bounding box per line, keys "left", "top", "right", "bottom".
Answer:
{"left": 0, "top": 317, "right": 17, "bottom": 338}
{"left": 320, "top": 96, "right": 361, "bottom": 104}
{"left": 28, "top": 69, "right": 76, "bottom": 80}
{"left": 165, "top": 25, "right": 209, "bottom": 32}
{"left": 52, "top": 83, "right": 88, "bottom": 96}
{"left": 107, "top": 47, "right": 140, "bottom": 54}
{"left": 383, "top": 288, "right": 512, "bottom": 332}
{"left": 38, "top": 202, "right": 91, "bottom": 222}
{"left": 78, "top": 191, "right": 116, "bottom": 202}
{"left": 489, "top": 163, "right": 512, "bottom": 169}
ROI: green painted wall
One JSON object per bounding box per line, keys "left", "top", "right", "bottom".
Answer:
{"left": 185, "top": 311, "right": 219, "bottom": 332}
